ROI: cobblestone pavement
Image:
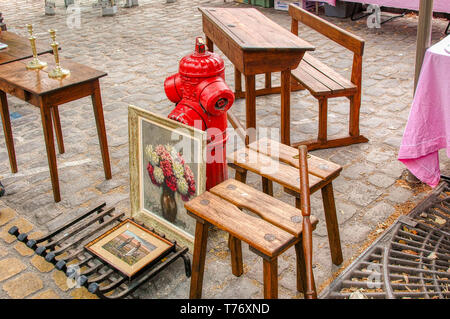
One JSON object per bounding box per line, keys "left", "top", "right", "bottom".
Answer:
{"left": 0, "top": 0, "right": 449, "bottom": 299}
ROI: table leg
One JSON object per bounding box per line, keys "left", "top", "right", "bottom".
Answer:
{"left": 51, "top": 105, "right": 65, "bottom": 154}
{"left": 39, "top": 101, "right": 60, "bottom": 202}
{"left": 234, "top": 67, "right": 242, "bottom": 96}
{"left": 0, "top": 90, "right": 17, "bottom": 173}
{"left": 190, "top": 221, "right": 209, "bottom": 299}
{"left": 244, "top": 74, "right": 256, "bottom": 145}
{"left": 265, "top": 73, "right": 272, "bottom": 89}
{"left": 206, "top": 36, "right": 214, "bottom": 52}
{"left": 281, "top": 69, "right": 291, "bottom": 146}
{"left": 91, "top": 80, "right": 112, "bottom": 180}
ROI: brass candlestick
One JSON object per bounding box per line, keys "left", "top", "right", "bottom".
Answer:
{"left": 25, "top": 24, "right": 47, "bottom": 70}
{"left": 48, "top": 29, "right": 70, "bottom": 79}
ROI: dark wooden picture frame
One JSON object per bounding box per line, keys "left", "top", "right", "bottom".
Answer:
{"left": 85, "top": 219, "right": 175, "bottom": 279}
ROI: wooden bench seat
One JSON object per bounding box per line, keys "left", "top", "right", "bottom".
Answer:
{"left": 292, "top": 53, "right": 357, "bottom": 97}
{"left": 289, "top": 4, "right": 368, "bottom": 150}
{"left": 228, "top": 138, "right": 343, "bottom": 266}
{"left": 186, "top": 146, "right": 318, "bottom": 299}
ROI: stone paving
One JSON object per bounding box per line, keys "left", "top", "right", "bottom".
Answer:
{"left": 0, "top": 0, "right": 449, "bottom": 299}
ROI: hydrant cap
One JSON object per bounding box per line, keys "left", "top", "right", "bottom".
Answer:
{"left": 178, "top": 37, "right": 225, "bottom": 78}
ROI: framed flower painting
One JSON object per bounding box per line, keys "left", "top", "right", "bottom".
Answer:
{"left": 128, "top": 105, "right": 206, "bottom": 251}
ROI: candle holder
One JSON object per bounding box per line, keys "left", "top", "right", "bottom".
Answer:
{"left": 47, "top": 29, "right": 70, "bottom": 79}
{"left": 25, "top": 24, "right": 48, "bottom": 70}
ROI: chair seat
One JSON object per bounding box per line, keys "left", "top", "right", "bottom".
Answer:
{"left": 247, "top": 137, "right": 342, "bottom": 182}
{"left": 185, "top": 191, "right": 297, "bottom": 258}
{"left": 210, "top": 179, "right": 318, "bottom": 238}
{"left": 291, "top": 53, "right": 357, "bottom": 97}
{"left": 227, "top": 147, "right": 328, "bottom": 195}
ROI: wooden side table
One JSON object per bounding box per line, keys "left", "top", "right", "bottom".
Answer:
{"left": 0, "top": 31, "right": 53, "bottom": 65}
{"left": 0, "top": 53, "right": 112, "bottom": 202}
{"left": 198, "top": 7, "right": 315, "bottom": 145}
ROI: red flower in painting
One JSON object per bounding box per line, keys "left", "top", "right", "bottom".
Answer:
{"left": 160, "top": 159, "right": 173, "bottom": 178}
{"left": 165, "top": 175, "right": 177, "bottom": 192}
{"left": 147, "top": 163, "right": 158, "bottom": 185}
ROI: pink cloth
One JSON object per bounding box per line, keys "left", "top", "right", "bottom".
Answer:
{"left": 398, "top": 36, "right": 450, "bottom": 187}
{"left": 310, "top": 0, "right": 450, "bottom": 13}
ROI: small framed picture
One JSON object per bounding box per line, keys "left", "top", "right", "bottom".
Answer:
{"left": 128, "top": 105, "right": 206, "bottom": 252}
{"left": 85, "top": 219, "right": 175, "bottom": 279}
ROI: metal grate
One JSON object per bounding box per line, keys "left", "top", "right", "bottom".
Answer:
{"left": 8, "top": 203, "right": 191, "bottom": 299}
{"left": 321, "top": 181, "right": 450, "bottom": 299}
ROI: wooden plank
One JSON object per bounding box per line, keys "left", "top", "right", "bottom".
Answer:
{"left": 289, "top": 4, "right": 364, "bottom": 56}
{"left": 210, "top": 179, "right": 318, "bottom": 237}
{"left": 227, "top": 147, "right": 326, "bottom": 194}
{"left": 185, "top": 192, "right": 296, "bottom": 258}
{"left": 247, "top": 137, "right": 342, "bottom": 181}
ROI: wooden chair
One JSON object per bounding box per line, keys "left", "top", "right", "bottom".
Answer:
{"left": 186, "top": 146, "right": 318, "bottom": 299}
{"left": 288, "top": 3, "right": 368, "bottom": 151}
{"left": 228, "top": 137, "right": 343, "bottom": 266}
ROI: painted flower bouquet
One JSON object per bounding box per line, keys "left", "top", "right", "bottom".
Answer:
{"left": 145, "top": 144, "right": 196, "bottom": 202}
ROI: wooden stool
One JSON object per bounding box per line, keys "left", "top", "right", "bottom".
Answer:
{"left": 185, "top": 179, "right": 319, "bottom": 299}
{"left": 228, "top": 137, "right": 343, "bottom": 266}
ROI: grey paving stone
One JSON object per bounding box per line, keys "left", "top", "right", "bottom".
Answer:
{"left": 362, "top": 202, "right": 395, "bottom": 226}
{"left": 368, "top": 173, "right": 396, "bottom": 188}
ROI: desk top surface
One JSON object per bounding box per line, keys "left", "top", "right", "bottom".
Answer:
{"left": 0, "top": 53, "right": 106, "bottom": 96}
{"left": 199, "top": 7, "right": 315, "bottom": 52}
{"left": 0, "top": 31, "right": 53, "bottom": 65}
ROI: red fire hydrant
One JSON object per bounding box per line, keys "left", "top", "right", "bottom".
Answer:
{"left": 164, "top": 37, "right": 235, "bottom": 190}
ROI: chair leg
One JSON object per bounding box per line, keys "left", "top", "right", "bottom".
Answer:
{"left": 189, "top": 221, "right": 209, "bottom": 299}
{"left": 263, "top": 258, "right": 278, "bottom": 299}
{"left": 235, "top": 168, "right": 247, "bottom": 184}
{"left": 262, "top": 177, "right": 273, "bottom": 196}
{"left": 294, "top": 239, "right": 307, "bottom": 294}
{"left": 229, "top": 234, "right": 243, "bottom": 277}
{"left": 321, "top": 183, "right": 343, "bottom": 265}
{"left": 349, "top": 94, "right": 360, "bottom": 137}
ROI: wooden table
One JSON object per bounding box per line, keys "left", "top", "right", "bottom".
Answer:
{"left": 0, "top": 31, "right": 53, "bottom": 65}
{"left": 0, "top": 53, "right": 112, "bottom": 202}
{"left": 198, "top": 7, "right": 315, "bottom": 145}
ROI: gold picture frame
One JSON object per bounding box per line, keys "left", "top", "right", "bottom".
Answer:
{"left": 85, "top": 219, "right": 175, "bottom": 279}
{"left": 128, "top": 105, "right": 206, "bottom": 252}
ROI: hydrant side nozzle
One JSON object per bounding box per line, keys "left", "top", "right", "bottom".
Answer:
{"left": 164, "top": 73, "right": 183, "bottom": 103}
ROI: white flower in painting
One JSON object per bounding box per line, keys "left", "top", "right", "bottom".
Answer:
{"left": 145, "top": 145, "right": 159, "bottom": 166}
{"left": 173, "top": 162, "right": 185, "bottom": 179}
{"left": 177, "top": 177, "right": 188, "bottom": 195}
{"left": 154, "top": 166, "right": 165, "bottom": 184}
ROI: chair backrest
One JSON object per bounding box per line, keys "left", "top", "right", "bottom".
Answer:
{"left": 298, "top": 145, "right": 317, "bottom": 299}
{"left": 289, "top": 3, "right": 364, "bottom": 56}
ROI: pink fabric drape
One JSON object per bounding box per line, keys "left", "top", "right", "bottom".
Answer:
{"left": 398, "top": 36, "right": 450, "bottom": 187}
